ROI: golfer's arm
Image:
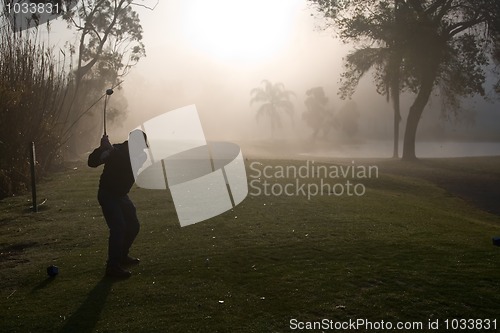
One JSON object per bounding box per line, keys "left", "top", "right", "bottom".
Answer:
{"left": 88, "top": 147, "right": 108, "bottom": 167}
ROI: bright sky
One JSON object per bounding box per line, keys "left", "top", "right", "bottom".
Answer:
{"left": 180, "top": 0, "right": 301, "bottom": 64}
{"left": 121, "top": 0, "right": 352, "bottom": 140}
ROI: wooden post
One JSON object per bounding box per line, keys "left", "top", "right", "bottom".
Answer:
{"left": 30, "top": 142, "right": 37, "bottom": 212}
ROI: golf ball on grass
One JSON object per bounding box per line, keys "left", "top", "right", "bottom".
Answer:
{"left": 47, "top": 265, "right": 59, "bottom": 277}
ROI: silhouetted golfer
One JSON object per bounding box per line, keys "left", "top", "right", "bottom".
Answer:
{"left": 88, "top": 130, "right": 147, "bottom": 278}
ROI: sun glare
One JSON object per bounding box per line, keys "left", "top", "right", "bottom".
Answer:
{"left": 182, "top": 0, "right": 298, "bottom": 64}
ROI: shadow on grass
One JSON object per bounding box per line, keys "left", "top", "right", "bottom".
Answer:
{"left": 58, "top": 277, "right": 116, "bottom": 333}
{"left": 31, "top": 276, "right": 56, "bottom": 293}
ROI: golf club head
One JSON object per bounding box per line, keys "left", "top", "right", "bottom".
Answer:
{"left": 493, "top": 237, "right": 500, "bottom": 246}
{"left": 106, "top": 89, "right": 114, "bottom": 96}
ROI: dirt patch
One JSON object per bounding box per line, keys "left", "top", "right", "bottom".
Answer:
{"left": 0, "top": 241, "right": 38, "bottom": 268}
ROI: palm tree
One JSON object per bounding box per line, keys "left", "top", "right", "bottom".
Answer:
{"left": 342, "top": 48, "right": 404, "bottom": 157}
{"left": 250, "top": 80, "right": 295, "bottom": 133}
{"left": 339, "top": 0, "right": 406, "bottom": 158}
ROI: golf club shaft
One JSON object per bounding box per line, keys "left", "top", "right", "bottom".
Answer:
{"left": 103, "top": 95, "right": 108, "bottom": 135}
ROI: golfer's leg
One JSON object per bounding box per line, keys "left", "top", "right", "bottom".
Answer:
{"left": 121, "top": 196, "right": 140, "bottom": 258}
{"left": 98, "top": 190, "right": 126, "bottom": 267}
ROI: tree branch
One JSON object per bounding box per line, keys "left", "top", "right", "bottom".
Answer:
{"left": 77, "top": 0, "right": 127, "bottom": 80}
{"left": 131, "top": 0, "right": 158, "bottom": 11}
{"left": 447, "top": 17, "right": 485, "bottom": 37}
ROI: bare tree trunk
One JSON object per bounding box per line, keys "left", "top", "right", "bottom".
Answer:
{"left": 390, "top": 53, "right": 402, "bottom": 158}
{"left": 392, "top": 87, "right": 401, "bottom": 159}
{"left": 402, "top": 61, "right": 439, "bottom": 161}
{"left": 392, "top": 0, "right": 401, "bottom": 159}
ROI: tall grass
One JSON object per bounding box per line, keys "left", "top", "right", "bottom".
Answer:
{"left": 0, "top": 23, "right": 69, "bottom": 198}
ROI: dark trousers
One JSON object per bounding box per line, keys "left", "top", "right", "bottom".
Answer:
{"left": 98, "top": 188, "right": 140, "bottom": 267}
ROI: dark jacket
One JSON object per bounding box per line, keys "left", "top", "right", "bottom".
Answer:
{"left": 88, "top": 142, "right": 135, "bottom": 196}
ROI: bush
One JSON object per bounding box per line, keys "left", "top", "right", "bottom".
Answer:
{"left": 0, "top": 26, "right": 69, "bottom": 199}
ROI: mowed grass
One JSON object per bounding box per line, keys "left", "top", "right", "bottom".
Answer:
{"left": 0, "top": 157, "right": 500, "bottom": 332}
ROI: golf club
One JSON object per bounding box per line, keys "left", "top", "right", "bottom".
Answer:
{"left": 103, "top": 88, "right": 114, "bottom": 135}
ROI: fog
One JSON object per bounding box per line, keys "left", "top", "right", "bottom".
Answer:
{"left": 105, "top": 0, "right": 500, "bottom": 158}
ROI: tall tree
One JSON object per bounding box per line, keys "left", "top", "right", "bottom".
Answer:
{"left": 310, "top": 0, "right": 500, "bottom": 160}
{"left": 63, "top": 0, "right": 145, "bottom": 85}
{"left": 337, "top": 0, "right": 408, "bottom": 157}
{"left": 250, "top": 80, "right": 295, "bottom": 133}
{"left": 340, "top": 46, "right": 405, "bottom": 156}
{"left": 59, "top": 0, "right": 149, "bottom": 154}
{"left": 494, "top": 32, "right": 500, "bottom": 93}
{"left": 303, "top": 87, "right": 336, "bottom": 140}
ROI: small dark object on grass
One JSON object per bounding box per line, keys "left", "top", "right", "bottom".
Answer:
{"left": 47, "top": 265, "right": 59, "bottom": 277}
{"left": 492, "top": 237, "right": 500, "bottom": 246}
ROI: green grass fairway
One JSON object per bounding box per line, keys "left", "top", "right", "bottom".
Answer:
{"left": 1, "top": 157, "right": 500, "bottom": 332}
